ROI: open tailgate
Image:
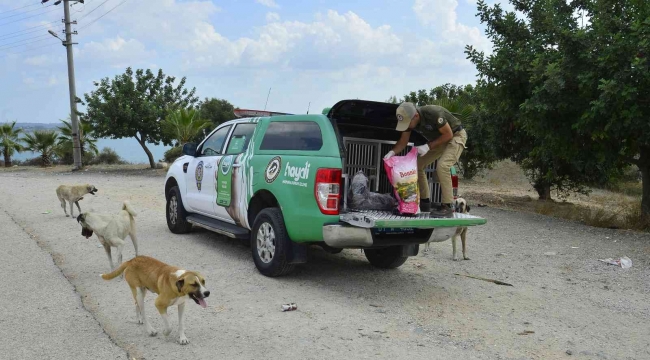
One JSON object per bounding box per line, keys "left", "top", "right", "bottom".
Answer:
{"left": 340, "top": 210, "right": 486, "bottom": 229}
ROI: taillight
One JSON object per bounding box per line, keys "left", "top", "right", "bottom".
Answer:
{"left": 315, "top": 168, "right": 342, "bottom": 215}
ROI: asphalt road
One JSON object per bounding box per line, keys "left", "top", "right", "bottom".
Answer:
{"left": 1, "top": 168, "right": 649, "bottom": 360}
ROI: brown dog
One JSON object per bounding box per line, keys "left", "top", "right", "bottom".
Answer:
{"left": 100, "top": 255, "right": 210, "bottom": 345}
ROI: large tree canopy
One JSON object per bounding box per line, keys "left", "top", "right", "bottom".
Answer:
{"left": 82, "top": 67, "right": 198, "bottom": 168}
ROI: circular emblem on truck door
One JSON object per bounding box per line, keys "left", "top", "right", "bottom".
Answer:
{"left": 195, "top": 161, "right": 204, "bottom": 191}
{"left": 220, "top": 155, "right": 233, "bottom": 175}
{"left": 265, "top": 156, "right": 282, "bottom": 183}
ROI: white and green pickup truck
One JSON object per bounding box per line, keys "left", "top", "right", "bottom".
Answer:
{"left": 164, "top": 99, "right": 487, "bottom": 277}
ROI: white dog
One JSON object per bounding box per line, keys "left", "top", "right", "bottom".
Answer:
{"left": 56, "top": 184, "right": 98, "bottom": 217}
{"left": 76, "top": 200, "right": 139, "bottom": 272}
{"left": 424, "top": 197, "right": 471, "bottom": 261}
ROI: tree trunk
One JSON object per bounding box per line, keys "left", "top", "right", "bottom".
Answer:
{"left": 42, "top": 152, "right": 51, "bottom": 167}
{"left": 534, "top": 183, "right": 552, "bottom": 201}
{"left": 640, "top": 147, "right": 650, "bottom": 217}
{"left": 135, "top": 135, "right": 155, "bottom": 168}
{"left": 3, "top": 150, "right": 11, "bottom": 167}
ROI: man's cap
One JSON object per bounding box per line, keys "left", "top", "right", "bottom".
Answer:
{"left": 395, "top": 102, "right": 417, "bottom": 131}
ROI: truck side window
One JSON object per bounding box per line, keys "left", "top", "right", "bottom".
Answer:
{"left": 260, "top": 121, "right": 323, "bottom": 151}
{"left": 225, "top": 123, "right": 257, "bottom": 154}
{"left": 200, "top": 125, "right": 232, "bottom": 156}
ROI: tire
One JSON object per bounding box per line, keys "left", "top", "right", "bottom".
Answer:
{"left": 364, "top": 246, "right": 408, "bottom": 269}
{"left": 166, "top": 186, "right": 193, "bottom": 234}
{"left": 251, "top": 208, "right": 295, "bottom": 277}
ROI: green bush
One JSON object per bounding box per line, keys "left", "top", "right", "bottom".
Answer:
{"left": 91, "top": 147, "right": 126, "bottom": 165}
{"left": 164, "top": 146, "right": 183, "bottom": 163}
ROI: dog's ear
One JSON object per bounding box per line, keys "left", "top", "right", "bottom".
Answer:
{"left": 176, "top": 279, "right": 184, "bottom": 293}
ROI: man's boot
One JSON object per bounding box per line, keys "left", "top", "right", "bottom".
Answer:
{"left": 430, "top": 203, "right": 454, "bottom": 218}
{"left": 420, "top": 198, "right": 431, "bottom": 213}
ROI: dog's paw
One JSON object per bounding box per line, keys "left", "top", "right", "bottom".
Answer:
{"left": 163, "top": 328, "right": 172, "bottom": 336}
{"left": 66, "top": 214, "right": 70, "bottom": 217}
{"left": 147, "top": 329, "right": 158, "bottom": 337}
{"left": 453, "top": 257, "right": 460, "bottom": 261}
{"left": 136, "top": 318, "right": 144, "bottom": 324}
{"left": 179, "top": 336, "right": 189, "bottom": 345}
{"left": 463, "top": 256, "right": 471, "bottom": 261}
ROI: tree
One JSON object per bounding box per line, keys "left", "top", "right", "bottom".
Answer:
{"left": 55, "top": 118, "right": 99, "bottom": 165}
{"left": 82, "top": 67, "right": 199, "bottom": 168}
{"left": 399, "top": 84, "right": 498, "bottom": 179}
{"left": 0, "top": 121, "right": 24, "bottom": 167}
{"left": 465, "top": 0, "right": 622, "bottom": 200}
{"left": 575, "top": 0, "right": 650, "bottom": 216}
{"left": 198, "top": 97, "right": 236, "bottom": 136}
{"left": 22, "top": 130, "right": 58, "bottom": 167}
{"left": 162, "top": 107, "right": 210, "bottom": 147}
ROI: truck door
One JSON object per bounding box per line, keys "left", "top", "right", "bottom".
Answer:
{"left": 185, "top": 124, "right": 232, "bottom": 216}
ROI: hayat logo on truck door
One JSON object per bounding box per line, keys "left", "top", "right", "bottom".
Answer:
{"left": 282, "top": 161, "right": 310, "bottom": 187}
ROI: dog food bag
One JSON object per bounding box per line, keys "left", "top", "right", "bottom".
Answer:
{"left": 383, "top": 147, "right": 420, "bottom": 214}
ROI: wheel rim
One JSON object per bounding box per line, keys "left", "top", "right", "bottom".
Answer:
{"left": 256, "top": 222, "right": 276, "bottom": 264}
{"left": 169, "top": 195, "right": 178, "bottom": 225}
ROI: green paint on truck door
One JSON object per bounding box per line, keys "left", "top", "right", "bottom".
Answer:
{"left": 216, "top": 155, "right": 234, "bottom": 207}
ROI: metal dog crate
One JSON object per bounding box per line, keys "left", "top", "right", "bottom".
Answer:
{"left": 341, "top": 137, "right": 442, "bottom": 210}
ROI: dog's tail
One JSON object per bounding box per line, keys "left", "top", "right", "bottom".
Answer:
{"left": 122, "top": 200, "right": 137, "bottom": 218}
{"left": 100, "top": 261, "right": 129, "bottom": 281}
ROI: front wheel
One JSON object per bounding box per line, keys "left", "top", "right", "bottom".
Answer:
{"left": 251, "top": 208, "right": 295, "bottom": 277}
{"left": 364, "top": 246, "right": 408, "bottom": 269}
{"left": 166, "top": 186, "right": 192, "bottom": 234}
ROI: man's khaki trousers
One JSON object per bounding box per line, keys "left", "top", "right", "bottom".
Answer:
{"left": 416, "top": 129, "right": 467, "bottom": 204}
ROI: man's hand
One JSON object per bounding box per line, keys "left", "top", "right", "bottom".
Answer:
{"left": 383, "top": 150, "right": 395, "bottom": 160}
{"left": 416, "top": 144, "right": 430, "bottom": 156}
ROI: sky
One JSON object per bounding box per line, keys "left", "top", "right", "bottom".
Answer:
{"left": 0, "top": 0, "right": 515, "bottom": 124}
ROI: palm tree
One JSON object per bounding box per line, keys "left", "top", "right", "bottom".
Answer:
{"left": 0, "top": 121, "right": 24, "bottom": 167}
{"left": 55, "top": 118, "right": 99, "bottom": 163}
{"left": 22, "top": 130, "right": 59, "bottom": 167}
{"left": 162, "top": 107, "right": 210, "bottom": 147}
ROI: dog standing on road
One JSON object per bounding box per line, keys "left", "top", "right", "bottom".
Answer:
{"left": 424, "top": 197, "right": 471, "bottom": 261}
{"left": 56, "top": 184, "right": 98, "bottom": 217}
{"left": 100, "top": 255, "right": 210, "bottom": 345}
{"left": 76, "top": 200, "right": 139, "bottom": 272}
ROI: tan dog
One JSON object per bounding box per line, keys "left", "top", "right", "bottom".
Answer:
{"left": 100, "top": 255, "right": 210, "bottom": 345}
{"left": 56, "top": 184, "right": 98, "bottom": 217}
{"left": 424, "top": 197, "right": 471, "bottom": 261}
{"left": 76, "top": 200, "right": 139, "bottom": 272}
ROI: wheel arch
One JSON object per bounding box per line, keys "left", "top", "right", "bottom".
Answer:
{"left": 165, "top": 176, "right": 179, "bottom": 200}
{"left": 247, "top": 189, "right": 280, "bottom": 228}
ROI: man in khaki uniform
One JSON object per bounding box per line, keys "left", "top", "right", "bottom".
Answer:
{"left": 384, "top": 102, "right": 467, "bottom": 218}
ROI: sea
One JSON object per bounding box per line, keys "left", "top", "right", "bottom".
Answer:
{"left": 12, "top": 137, "right": 169, "bottom": 164}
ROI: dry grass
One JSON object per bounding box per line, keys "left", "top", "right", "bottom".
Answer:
{"left": 460, "top": 160, "right": 649, "bottom": 232}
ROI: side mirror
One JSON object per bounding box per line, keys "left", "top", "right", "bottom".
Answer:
{"left": 182, "top": 143, "right": 197, "bottom": 157}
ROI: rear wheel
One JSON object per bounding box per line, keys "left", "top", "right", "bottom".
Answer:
{"left": 251, "top": 208, "right": 295, "bottom": 277}
{"left": 166, "top": 186, "right": 192, "bottom": 234}
{"left": 364, "top": 246, "right": 408, "bottom": 269}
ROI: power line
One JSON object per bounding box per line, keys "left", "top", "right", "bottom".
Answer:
{"left": 3, "top": 41, "right": 60, "bottom": 55}
{"left": 0, "top": 36, "right": 52, "bottom": 51}
{"left": 78, "top": 0, "right": 112, "bottom": 21}
{"left": 79, "top": 0, "right": 130, "bottom": 30}
{"left": 0, "top": 33, "right": 50, "bottom": 47}
{"left": 0, "top": 24, "right": 55, "bottom": 40}
{"left": 0, "top": 6, "right": 60, "bottom": 27}
{"left": 0, "top": 4, "right": 53, "bottom": 21}
{"left": 0, "top": 2, "right": 43, "bottom": 16}
{"left": 0, "top": 20, "right": 59, "bottom": 39}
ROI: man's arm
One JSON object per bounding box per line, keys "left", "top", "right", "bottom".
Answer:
{"left": 428, "top": 123, "right": 453, "bottom": 149}
{"left": 391, "top": 131, "right": 411, "bottom": 154}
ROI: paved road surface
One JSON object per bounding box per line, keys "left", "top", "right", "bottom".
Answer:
{"left": 1, "top": 168, "right": 649, "bottom": 360}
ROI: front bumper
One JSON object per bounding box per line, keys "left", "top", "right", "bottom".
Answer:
{"left": 322, "top": 223, "right": 458, "bottom": 248}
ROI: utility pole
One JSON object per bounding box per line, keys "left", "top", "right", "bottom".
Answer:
{"left": 47, "top": 0, "right": 83, "bottom": 170}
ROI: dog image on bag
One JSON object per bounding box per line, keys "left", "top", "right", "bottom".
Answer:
{"left": 100, "top": 255, "right": 210, "bottom": 345}
{"left": 56, "top": 184, "right": 98, "bottom": 217}
{"left": 424, "top": 197, "right": 471, "bottom": 261}
{"left": 76, "top": 200, "right": 139, "bottom": 272}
